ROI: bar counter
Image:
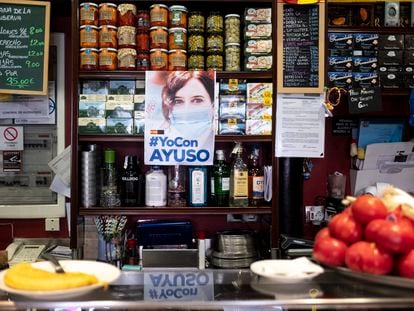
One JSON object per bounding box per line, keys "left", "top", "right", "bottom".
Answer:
{"left": 1, "top": 268, "right": 414, "bottom": 310}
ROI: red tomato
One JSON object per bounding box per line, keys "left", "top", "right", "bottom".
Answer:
{"left": 328, "top": 212, "right": 363, "bottom": 245}
{"left": 397, "top": 249, "right": 414, "bottom": 278}
{"left": 351, "top": 194, "right": 387, "bottom": 225}
{"left": 345, "top": 241, "right": 394, "bottom": 275}
{"left": 314, "top": 227, "right": 330, "bottom": 242}
{"left": 365, "top": 219, "right": 386, "bottom": 242}
{"left": 374, "top": 213, "right": 414, "bottom": 254}
{"left": 313, "top": 236, "right": 347, "bottom": 267}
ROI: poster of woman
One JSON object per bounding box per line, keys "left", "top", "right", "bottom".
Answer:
{"left": 144, "top": 71, "right": 216, "bottom": 166}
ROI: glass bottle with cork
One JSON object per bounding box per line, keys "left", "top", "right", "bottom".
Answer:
{"left": 229, "top": 142, "right": 248, "bottom": 207}
{"left": 248, "top": 146, "right": 265, "bottom": 206}
{"left": 213, "top": 149, "right": 230, "bottom": 206}
{"left": 100, "top": 148, "right": 121, "bottom": 207}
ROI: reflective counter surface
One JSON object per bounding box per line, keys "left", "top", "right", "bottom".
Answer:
{"left": 1, "top": 268, "right": 414, "bottom": 310}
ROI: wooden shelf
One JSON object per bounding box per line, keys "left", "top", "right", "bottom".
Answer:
{"left": 328, "top": 27, "right": 414, "bottom": 34}
{"left": 79, "top": 206, "right": 272, "bottom": 216}
{"left": 78, "top": 135, "right": 272, "bottom": 143}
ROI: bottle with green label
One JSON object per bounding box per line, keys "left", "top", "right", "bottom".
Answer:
{"left": 213, "top": 149, "right": 230, "bottom": 206}
{"left": 229, "top": 142, "right": 248, "bottom": 207}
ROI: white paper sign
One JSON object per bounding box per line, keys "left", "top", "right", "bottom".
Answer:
{"left": 275, "top": 93, "right": 325, "bottom": 158}
{"left": 0, "top": 95, "right": 49, "bottom": 119}
{"left": 0, "top": 126, "right": 23, "bottom": 150}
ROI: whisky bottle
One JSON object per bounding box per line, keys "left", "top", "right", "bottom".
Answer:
{"left": 229, "top": 143, "right": 248, "bottom": 207}
{"left": 213, "top": 149, "right": 230, "bottom": 206}
{"left": 248, "top": 147, "right": 265, "bottom": 206}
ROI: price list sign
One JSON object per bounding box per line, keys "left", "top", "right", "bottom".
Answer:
{"left": 0, "top": 0, "right": 50, "bottom": 95}
{"left": 277, "top": 3, "right": 325, "bottom": 94}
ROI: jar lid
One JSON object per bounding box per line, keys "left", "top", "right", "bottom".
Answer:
{"left": 80, "top": 25, "right": 99, "bottom": 30}
{"left": 169, "top": 5, "right": 188, "bottom": 12}
{"left": 150, "top": 26, "right": 168, "bottom": 31}
{"left": 150, "top": 48, "right": 168, "bottom": 53}
{"left": 80, "top": 48, "right": 99, "bottom": 52}
{"left": 99, "top": 25, "right": 117, "bottom": 30}
{"left": 225, "top": 14, "right": 240, "bottom": 18}
{"left": 98, "top": 3, "right": 117, "bottom": 8}
{"left": 80, "top": 2, "right": 98, "bottom": 8}
{"left": 150, "top": 4, "right": 168, "bottom": 9}
{"left": 104, "top": 149, "right": 116, "bottom": 163}
{"left": 169, "top": 49, "right": 187, "bottom": 54}
{"left": 225, "top": 43, "right": 240, "bottom": 47}
{"left": 169, "top": 27, "right": 187, "bottom": 33}
{"left": 99, "top": 48, "right": 117, "bottom": 52}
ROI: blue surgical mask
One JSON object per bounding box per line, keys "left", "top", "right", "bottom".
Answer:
{"left": 170, "top": 105, "right": 213, "bottom": 137}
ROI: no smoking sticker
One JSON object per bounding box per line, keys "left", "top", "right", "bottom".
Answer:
{"left": 0, "top": 126, "right": 23, "bottom": 150}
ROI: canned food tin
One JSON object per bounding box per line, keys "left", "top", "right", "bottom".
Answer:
{"left": 99, "top": 48, "right": 117, "bottom": 70}
{"left": 118, "top": 26, "right": 136, "bottom": 48}
{"left": 150, "top": 48, "right": 168, "bottom": 70}
{"left": 224, "top": 14, "right": 240, "bottom": 43}
{"left": 188, "top": 53, "right": 204, "bottom": 70}
{"left": 136, "top": 30, "right": 150, "bottom": 52}
{"left": 137, "top": 10, "right": 150, "bottom": 31}
{"left": 188, "top": 11, "right": 204, "bottom": 33}
{"left": 206, "top": 53, "right": 223, "bottom": 71}
{"left": 207, "top": 34, "right": 223, "bottom": 53}
{"left": 168, "top": 27, "right": 187, "bottom": 50}
{"left": 118, "top": 3, "right": 137, "bottom": 26}
{"left": 169, "top": 5, "right": 187, "bottom": 28}
{"left": 149, "top": 26, "right": 168, "bottom": 49}
{"left": 225, "top": 43, "right": 240, "bottom": 71}
{"left": 80, "top": 48, "right": 98, "bottom": 70}
{"left": 98, "top": 3, "right": 118, "bottom": 26}
{"left": 136, "top": 51, "right": 150, "bottom": 71}
{"left": 188, "top": 33, "right": 204, "bottom": 53}
{"left": 150, "top": 4, "right": 169, "bottom": 27}
{"left": 118, "top": 48, "right": 136, "bottom": 70}
{"left": 168, "top": 49, "right": 187, "bottom": 71}
{"left": 80, "top": 2, "right": 98, "bottom": 26}
{"left": 80, "top": 25, "right": 99, "bottom": 48}
{"left": 207, "top": 11, "right": 223, "bottom": 34}
{"left": 99, "top": 25, "right": 117, "bottom": 48}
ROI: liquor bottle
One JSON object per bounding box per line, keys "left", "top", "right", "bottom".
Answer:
{"left": 188, "top": 166, "right": 208, "bottom": 207}
{"left": 213, "top": 149, "right": 230, "bottom": 206}
{"left": 121, "top": 155, "right": 143, "bottom": 207}
{"left": 229, "top": 143, "right": 248, "bottom": 207}
{"left": 248, "top": 147, "right": 265, "bottom": 206}
{"left": 168, "top": 165, "right": 187, "bottom": 207}
{"left": 100, "top": 149, "right": 121, "bottom": 207}
{"left": 145, "top": 166, "right": 167, "bottom": 207}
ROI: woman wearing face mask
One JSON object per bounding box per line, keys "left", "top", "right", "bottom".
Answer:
{"left": 161, "top": 71, "right": 215, "bottom": 139}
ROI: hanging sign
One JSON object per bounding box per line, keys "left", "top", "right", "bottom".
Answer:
{"left": 0, "top": 0, "right": 50, "bottom": 95}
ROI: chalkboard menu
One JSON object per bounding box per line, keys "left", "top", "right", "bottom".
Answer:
{"left": 0, "top": 0, "right": 50, "bottom": 95}
{"left": 277, "top": 3, "right": 325, "bottom": 93}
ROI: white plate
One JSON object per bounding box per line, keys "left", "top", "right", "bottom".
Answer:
{"left": 250, "top": 258, "right": 324, "bottom": 282}
{"left": 0, "top": 260, "right": 121, "bottom": 299}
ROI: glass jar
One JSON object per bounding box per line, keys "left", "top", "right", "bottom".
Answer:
{"left": 98, "top": 3, "right": 118, "bottom": 26}
{"left": 136, "top": 51, "right": 150, "bottom": 71}
{"left": 225, "top": 43, "right": 240, "bottom": 71}
{"left": 80, "top": 2, "right": 98, "bottom": 26}
{"left": 99, "top": 25, "right": 117, "bottom": 48}
{"left": 206, "top": 52, "right": 223, "bottom": 71}
{"left": 150, "top": 48, "right": 168, "bottom": 70}
{"left": 188, "top": 11, "right": 204, "bottom": 33}
{"left": 206, "top": 11, "right": 223, "bottom": 34}
{"left": 149, "top": 26, "right": 168, "bottom": 49}
{"left": 149, "top": 4, "right": 169, "bottom": 27}
{"left": 224, "top": 14, "right": 240, "bottom": 43}
{"left": 188, "top": 33, "right": 204, "bottom": 53}
{"left": 168, "top": 49, "right": 187, "bottom": 71}
{"left": 99, "top": 48, "right": 117, "bottom": 70}
{"left": 117, "top": 3, "right": 137, "bottom": 26}
{"left": 207, "top": 33, "right": 223, "bottom": 53}
{"left": 168, "top": 27, "right": 187, "bottom": 50}
{"left": 188, "top": 52, "right": 204, "bottom": 70}
{"left": 136, "top": 10, "right": 150, "bottom": 31}
{"left": 136, "top": 30, "right": 149, "bottom": 52}
{"left": 118, "top": 48, "right": 136, "bottom": 70}
{"left": 169, "top": 5, "right": 187, "bottom": 28}
{"left": 80, "top": 25, "right": 98, "bottom": 48}
{"left": 117, "top": 26, "right": 136, "bottom": 48}
{"left": 80, "top": 48, "right": 98, "bottom": 70}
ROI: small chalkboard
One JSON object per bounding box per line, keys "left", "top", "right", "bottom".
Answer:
{"left": 277, "top": 3, "right": 325, "bottom": 93}
{"left": 348, "top": 87, "right": 382, "bottom": 114}
{"left": 0, "top": 0, "right": 50, "bottom": 95}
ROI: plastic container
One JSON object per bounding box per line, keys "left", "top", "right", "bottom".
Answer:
{"left": 99, "top": 25, "right": 117, "bottom": 48}
{"left": 98, "top": 3, "right": 118, "bottom": 26}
